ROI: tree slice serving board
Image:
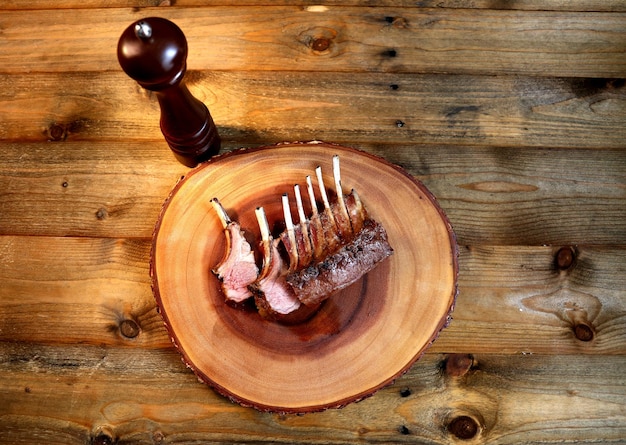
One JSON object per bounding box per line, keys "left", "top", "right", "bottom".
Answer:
{"left": 151, "top": 141, "right": 458, "bottom": 413}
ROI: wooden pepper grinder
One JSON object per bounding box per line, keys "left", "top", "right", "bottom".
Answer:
{"left": 117, "top": 17, "right": 221, "bottom": 167}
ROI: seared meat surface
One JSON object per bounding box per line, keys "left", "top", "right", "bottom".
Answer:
{"left": 286, "top": 219, "right": 393, "bottom": 306}
{"left": 211, "top": 155, "right": 393, "bottom": 324}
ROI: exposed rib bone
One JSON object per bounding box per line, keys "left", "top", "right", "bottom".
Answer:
{"left": 315, "top": 166, "right": 335, "bottom": 226}
{"left": 346, "top": 189, "right": 366, "bottom": 234}
{"left": 255, "top": 206, "right": 271, "bottom": 279}
{"left": 305, "top": 175, "right": 318, "bottom": 217}
{"left": 294, "top": 184, "right": 313, "bottom": 268}
{"left": 281, "top": 194, "right": 299, "bottom": 272}
{"left": 316, "top": 166, "right": 341, "bottom": 251}
{"left": 211, "top": 197, "right": 231, "bottom": 229}
{"left": 330, "top": 156, "right": 353, "bottom": 240}
{"left": 306, "top": 175, "right": 326, "bottom": 260}
{"left": 333, "top": 155, "right": 351, "bottom": 230}
{"left": 282, "top": 194, "right": 295, "bottom": 233}
{"left": 294, "top": 184, "right": 307, "bottom": 223}
{"left": 255, "top": 207, "right": 270, "bottom": 243}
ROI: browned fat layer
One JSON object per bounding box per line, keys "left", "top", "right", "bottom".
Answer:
{"left": 286, "top": 219, "right": 393, "bottom": 307}
{"left": 344, "top": 191, "right": 366, "bottom": 235}
{"left": 331, "top": 197, "right": 353, "bottom": 242}
{"left": 295, "top": 223, "right": 313, "bottom": 269}
{"left": 308, "top": 213, "right": 326, "bottom": 261}
{"left": 319, "top": 209, "right": 341, "bottom": 254}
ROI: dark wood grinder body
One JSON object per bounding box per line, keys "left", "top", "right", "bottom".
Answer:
{"left": 117, "top": 17, "right": 221, "bottom": 167}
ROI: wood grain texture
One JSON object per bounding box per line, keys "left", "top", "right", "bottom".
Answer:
{"left": 1, "top": 345, "right": 624, "bottom": 444}
{"left": 1, "top": 0, "right": 624, "bottom": 441}
{"left": 3, "top": 0, "right": 626, "bottom": 11}
{"left": 0, "top": 236, "right": 163, "bottom": 347}
{"left": 1, "top": 236, "right": 624, "bottom": 355}
{"left": 1, "top": 72, "right": 625, "bottom": 148}
{"left": 1, "top": 142, "right": 624, "bottom": 245}
{"left": 438, "top": 245, "right": 626, "bottom": 355}
{"left": 0, "top": 7, "right": 624, "bottom": 77}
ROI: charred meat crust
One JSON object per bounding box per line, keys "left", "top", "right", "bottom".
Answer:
{"left": 286, "top": 219, "right": 393, "bottom": 306}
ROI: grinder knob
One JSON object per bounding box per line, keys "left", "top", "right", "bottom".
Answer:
{"left": 117, "top": 17, "right": 220, "bottom": 167}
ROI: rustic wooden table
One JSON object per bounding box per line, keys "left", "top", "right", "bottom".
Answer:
{"left": 1, "top": 1, "right": 625, "bottom": 444}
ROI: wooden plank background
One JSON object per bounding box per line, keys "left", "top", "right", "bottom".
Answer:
{"left": 0, "top": 1, "right": 625, "bottom": 444}
{"left": 1, "top": 8, "right": 625, "bottom": 76}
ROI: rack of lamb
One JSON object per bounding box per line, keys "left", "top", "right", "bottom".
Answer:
{"left": 211, "top": 155, "right": 393, "bottom": 324}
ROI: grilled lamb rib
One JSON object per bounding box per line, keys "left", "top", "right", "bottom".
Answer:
{"left": 210, "top": 198, "right": 258, "bottom": 304}
{"left": 211, "top": 155, "right": 393, "bottom": 323}
{"left": 249, "top": 206, "right": 321, "bottom": 324}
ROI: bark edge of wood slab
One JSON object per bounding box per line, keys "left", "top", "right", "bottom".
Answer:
{"left": 150, "top": 141, "right": 458, "bottom": 413}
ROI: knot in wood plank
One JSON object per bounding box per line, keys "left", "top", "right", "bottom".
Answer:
{"left": 298, "top": 26, "right": 338, "bottom": 55}
{"left": 47, "top": 123, "right": 67, "bottom": 141}
{"left": 384, "top": 16, "right": 409, "bottom": 29}
{"left": 447, "top": 415, "right": 480, "bottom": 440}
{"left": 445, "top": 353, "right": 474, "bottom": 377}
{"left": 91, "top": 426, "right": 116, "bottom": 445}
{"left": 574, "top": 322, "right": 595, "bottom": 342}
{"left": 311, "top": 38, "right": 331, "bottom": 52}
{"left": 95, "top": 208, "right": 108, "bottom": 220}
{"left": 555, "top": 246, "right": 576, "bottom": 270}
{"left": 119, "top": 319, "right": 140, "bottom": 339}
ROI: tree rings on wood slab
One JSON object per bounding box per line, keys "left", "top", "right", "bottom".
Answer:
{"left": 150, "top": 141, "right": 458, "bottom": 413}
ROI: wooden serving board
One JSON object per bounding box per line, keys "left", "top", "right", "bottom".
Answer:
{"left": 150, "top": 141, "right": 458, "bottom": 413}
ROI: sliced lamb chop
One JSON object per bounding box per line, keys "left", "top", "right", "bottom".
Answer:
{"left": 249, "top": 206, "right": 320, "bottom": 324}
{"left": 210, "top": 198, "right": 258, "bottom": 304}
